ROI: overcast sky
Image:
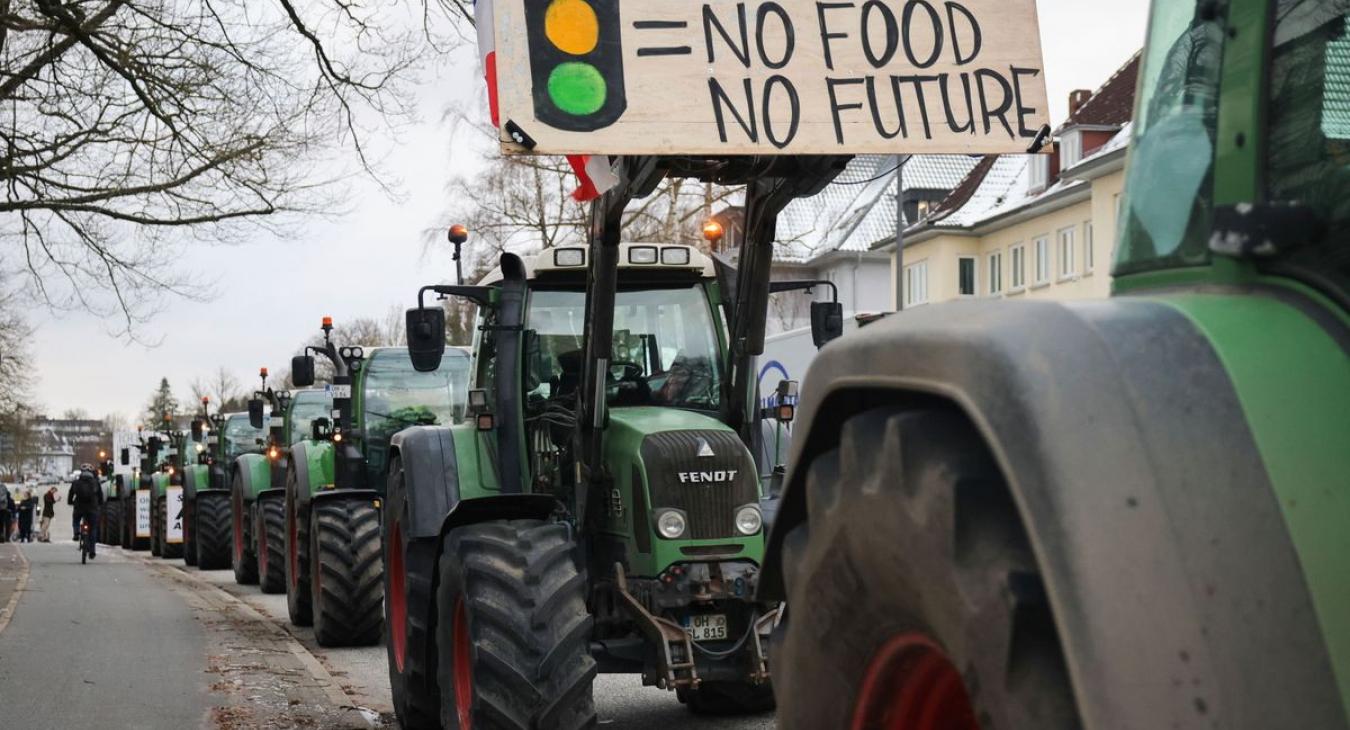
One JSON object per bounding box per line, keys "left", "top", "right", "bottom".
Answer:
{"left": 23, "top": 0, "right": 1152, "bottom": 421}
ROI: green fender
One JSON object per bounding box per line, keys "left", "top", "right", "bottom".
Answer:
{"left": 289, "top": 440, "right": 336, "bottom": 512}
{"left": 232, "top": 453, "right": 272, "bottom": 502}
{"left": 149, "top": 472, "right": 171, "bottom": 499}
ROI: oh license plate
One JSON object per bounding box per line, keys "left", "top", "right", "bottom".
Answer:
{"left": 685, "top": 614, "right": 728, "bottom": 642}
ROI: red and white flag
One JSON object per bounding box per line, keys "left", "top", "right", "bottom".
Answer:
{"left": 475, "top": 0, "right": 618, "bottom": 202}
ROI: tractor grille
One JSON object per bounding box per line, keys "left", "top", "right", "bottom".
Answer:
{"left": 639, "top": 430, "right": 757, "bottom": 540}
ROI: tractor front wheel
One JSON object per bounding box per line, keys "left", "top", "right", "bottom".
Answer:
{"left": 195, "top": 492, "right": 232, "bottom": 570}
{"left": 284, "top": 466, "right": 312, "bottom": 626}
{"left": 103, "top": 501, "right": 122, "bottom": 546}
{"left": 232, "top": 475, "right": 259, "bottom": 585}
{"left": 310, "top": 496, "right": 384, "bottom": 647}
{"left": 150, "top": 497, "right": 163, "bottom": 557}
{"left": 384, "top": 456, "right": 440, "bottom": 729}
{"left": 256, "top": 494, "right": 286, "bottom": 594}
{"left": 183, "top": 497, "right": 198, "bottom": 566}
{"left": 434, "top": 520, "right": 596, "bottom": 730}
{"left": 773, "top": 408, "right": 1080, "bottom": 730}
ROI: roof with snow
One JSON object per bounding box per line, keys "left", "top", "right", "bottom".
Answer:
{"left": 1059, "top": 53, "right": 1141, "bottom": 131}
{"left": 774, "top": 154, "right": 979, "bottom": 264}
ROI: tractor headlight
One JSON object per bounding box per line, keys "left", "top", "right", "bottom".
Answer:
{"left": 735, "top": 505, "right": 762, "bottom": 535}
{"left": 655, "top": 509, "right": 687, "bottom": 539}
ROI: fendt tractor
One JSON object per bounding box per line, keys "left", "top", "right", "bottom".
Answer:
{"left": 183, "top": 400, "right": 265, "bottom": 570}
{"left": 384, "top": 169, "right": 847, "bottom": 727}
{"left": 758, "top": 2, "right": 1350, "bottom": 730}
{"left": 283, "top": 320, "right": 470, "bottom": 646}
{"left": 117, "top": 430, "right": 162, "bottom": 551}
{"left": 95, "top": 457, "right": 121, "bottom": 546}
{"left": 151, "top": 427, "right": 188, "bottom": 559}
{"left": 236, "top": 384, "right": 332, "bottom": 593}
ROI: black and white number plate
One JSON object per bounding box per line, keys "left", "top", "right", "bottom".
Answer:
{"left": 685, "top": 613, "right": 728, "bottom": 642}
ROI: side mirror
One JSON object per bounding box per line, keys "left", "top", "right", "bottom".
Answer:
{"left": 190, "top": 419, "right": 204, "bottom": 442}
{"left": 291, "top": 355, "right": 316, "bottom": 387}
{"left": 810, "top": 301, "right": 844, "bottom": 348}
{"left": 247, "top": 398, "right": 265, "bottom": 429}
{"left": 406, "top": 307, "right": 447, "bottom": 373}
{"left": 311, "top": 417, "right": 332, "bottom": 441}
{"left": 120, "top": 448, "right": 130, "bottom": 466}
{"left": 147, "top": 436, "right": 163, "bottom": 453}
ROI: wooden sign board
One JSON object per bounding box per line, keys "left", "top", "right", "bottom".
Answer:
{"left": 492, "top": 0, "right": 1051, "bottom": 155}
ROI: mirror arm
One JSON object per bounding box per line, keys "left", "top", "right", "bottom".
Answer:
{"left": 418, "top": 284, "right": 492, "bottom": 308}
{"left": 769, "top": 279, "right": 840, "bottom": 303}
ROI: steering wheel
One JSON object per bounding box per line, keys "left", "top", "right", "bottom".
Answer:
{"left": 609, "top": 361, "right": 644, "bottom": 382}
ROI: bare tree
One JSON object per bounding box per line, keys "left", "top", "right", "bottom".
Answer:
{"left": 60, "top": 407, "right": 90, "bottom": 420}
{"left": 191, "top": 366, "right": 244, "bottom": 411}
{"left": 0, "top": 404, "right": 37, "bottom": 479}
{"left": 0, "top": 279, "right": 35, "bottom": 412}
{"left": 293, "top": 315, "right": 406, "bottom": 381}
{"left": 1, "top": 0, "right": 465, "bottom": 332}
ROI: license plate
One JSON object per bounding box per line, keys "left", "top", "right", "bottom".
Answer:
{"left": 329, "top": 384, "right": 352, "bottom": 399}
{"left": 685, "top": 614, "right": 728, "bottom": 642}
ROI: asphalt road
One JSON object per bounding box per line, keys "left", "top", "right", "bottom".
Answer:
{"left": 0, "top": 496, "right": 777, "bottom": 729}
{"left": 0, "top": 541, "right": 210, "bottom": 729}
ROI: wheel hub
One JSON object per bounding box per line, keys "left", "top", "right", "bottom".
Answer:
{"left": 850, "top": 633, "right": 978, "bottom": 730}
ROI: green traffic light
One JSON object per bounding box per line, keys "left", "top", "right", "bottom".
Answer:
{"left": 547, "top": 62, "right": 607, "bottom": 116}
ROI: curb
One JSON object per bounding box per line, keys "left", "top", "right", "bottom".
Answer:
{"left": 124, "top": 548, "right": 372, "bottom": 726}
{"left": 0, "top": 544, "right": 30, "bottom": 637}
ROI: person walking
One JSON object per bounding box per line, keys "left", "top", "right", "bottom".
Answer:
{"left": 16, "top": 488, "right": 35, "bottom": 543}
{"left": 39, "top": 486, "right": 56, "bottom": 542}
{"left": 0, "top": 484, "right": 12, "bottom": 543}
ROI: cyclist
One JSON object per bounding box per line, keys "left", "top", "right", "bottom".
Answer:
{"left": 67, "top": 465, "right": 103, "bottom": 559}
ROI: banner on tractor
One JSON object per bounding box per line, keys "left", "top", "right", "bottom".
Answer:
{"left": 490, "top": 0, "right": 1050, "bottom": 154}
{"left": 166, "top": 487, "right": 184, "bottom": 544}
{"left": 136, "top": 490, "right": 152, "bottom": 538}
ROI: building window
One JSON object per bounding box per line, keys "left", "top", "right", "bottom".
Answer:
{"left": 1058, "top": 227, "right": 1076, "bottom": 279}
{"left": 1028, "top": 156, "right": 1049, "bottom": 192}
{"left": 1010, "top": 244, "right": 1025, "bottom": 290}
{"left": 958, "top": 257, "right": 976, "bottom": 296}
{"left": 1034, "top": 237, "right": 1050, "bottom": 284}
{"left": 904, "top": 260, "right": 929, "bottom": 307}
{"left": 988, "top": 251, "right": 1003, "bottom": 295}
{"left": 1061, "top": 129, "right": 1083, "bottom": 169}
{"left": 1084, "top": 221, "right": 1095, "bottom": 273}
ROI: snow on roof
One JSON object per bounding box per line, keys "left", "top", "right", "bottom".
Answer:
{"left": 774, "top": 154, "right": 978, "bottom": 263}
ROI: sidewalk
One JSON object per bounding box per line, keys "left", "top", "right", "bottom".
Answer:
{"left": 0, "top": 542, "right": 28, "bottom": 635}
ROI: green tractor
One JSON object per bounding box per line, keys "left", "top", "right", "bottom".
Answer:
{"left": 384, "top": 186, "right": 845, "bottom": 727}
{"left": 760, "top": 2, "right": 1350, "bottom": 729}
{"left": 234, "top": 383, "right": 332, "bottom": 593}
{"left": 117, "top": 431, "right": 162, "bottom": 551}
{"left": 183, "top": 401, "right": 265, "bottom": 570}
{"left": 95, "top": 457, "right": 120, "bottom": 546}
{"left": 284, "top": 320, "right": 470, "bottom": 647}
{"left": 151, "top": 430, "right": 190, "bottom": 560}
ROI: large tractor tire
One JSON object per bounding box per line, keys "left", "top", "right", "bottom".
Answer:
{"left": 195, "top": 492, "right": 232, "bottom": 570}
{"left": 310, "top": 496, "right": 384, "bottom": 647}
{"left": 231, "top": 474, "right": 259, "bottom": 585}
{"left": 103, "top": 501, "right": 122, "bottom": 546}
{"left": 158, "top": 497, "right": 183, "bottom": 560}
{"left": 150, "top": 497, "right": 163, "bottom": 557}
{"left": 434, "top": 520, "right": 596, "bottom": 730}
{"left": 183, "top": 498, "right": 198, "bottom": 566}
{"left": 384, "top": 456, "right": 440, "bottom": 729}
{"left": 256, "top": 494, "right": 286, "bottom": 594}
{"left": 774, "top": 408, "right": 1079, "bottom": 730}
{"left": 284, "top": 466, "right": 312, "bottom": 626}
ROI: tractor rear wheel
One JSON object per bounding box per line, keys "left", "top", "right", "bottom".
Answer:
{"left": 774, "top": 408, "right": 1080, "bottom": 730}
{"left": 159, "top": 496, "right": 183, "bottom": 560}
{"left": 232, "top": 474, "right": 259, "bottom": 585}
{"left": 384, "top": 456, "right": 440, "bottom": 729}
{"left": 103, "top": 501, "right": 122, "bottom": 546}
{"left": 195, "top": 492, "right": 232, "bottom": 570}
{"left": 150, "top": 497, "right": 163, "bottom": 557}
{"left": 310, "top": 496, "right": 384, "bottom": 647}
{"left": 681, "top": 682, "right": 775, "bottom": 715}
{"left": 434, "top": 520, "right": 596, "bottom": 730}
{"left": 284, "top": 465, "right": 312, "bottom": 626}
{"left": 256, "top": 495, "right": 286, "bottom": 594}
{"left": 183, "top": 498, "right": 198, "bottom": 566}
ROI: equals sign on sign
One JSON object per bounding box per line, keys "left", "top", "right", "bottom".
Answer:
{"left": 633, "top": 20, "right": 691, "bottom": 56}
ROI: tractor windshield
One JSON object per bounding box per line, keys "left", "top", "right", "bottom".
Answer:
{"left": 222, "top": 415, "right": 265, "bottom": 460}
{"left": 288, "top": 391, "right": 331, "bottom": 445}
{"left": 1116, "top": 0, "right": 1225, "bottom": 276}
{"left": 361, "top": 349, "right": 471, "bottom": 444}
{"left": 526, "top": 284, "right": 723, "bottom": 410}
{"left": 1265, "top": 0, "right": 1350, "bottom": 301}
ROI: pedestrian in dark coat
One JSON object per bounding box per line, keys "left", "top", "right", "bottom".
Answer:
{"left": 16, "top": 489, "right": 35, "bottom": 542}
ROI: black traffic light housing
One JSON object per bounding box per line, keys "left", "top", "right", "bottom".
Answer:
{"left": 525, "top": 0, "right": 627, "bottom": 131}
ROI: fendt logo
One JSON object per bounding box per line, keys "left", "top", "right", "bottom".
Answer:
{"left": 678, "top": 470, "right": 738, "bottom": 484}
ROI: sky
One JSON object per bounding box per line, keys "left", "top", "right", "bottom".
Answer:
{"left": 23, "top": 0, "right": 1152, "bottom": 421}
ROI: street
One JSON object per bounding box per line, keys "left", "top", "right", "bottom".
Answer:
{"left": 0, "top": 499, "right": 776, "bottom": 729}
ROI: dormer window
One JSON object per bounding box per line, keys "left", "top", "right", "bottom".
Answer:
{"left": 1028, "top": 155, "right": 1050, "bottom": 193}
{"left": 1061, "top": 129, "right": 1084, "bottom": 169}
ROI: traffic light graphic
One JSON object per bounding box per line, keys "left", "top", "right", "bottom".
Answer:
{"left": 526, "top": 0, "right": 627, "bottom": 131}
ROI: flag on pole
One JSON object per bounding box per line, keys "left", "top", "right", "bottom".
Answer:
{"left": 474, "top": 0, "right": 618, "bottom": 202}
